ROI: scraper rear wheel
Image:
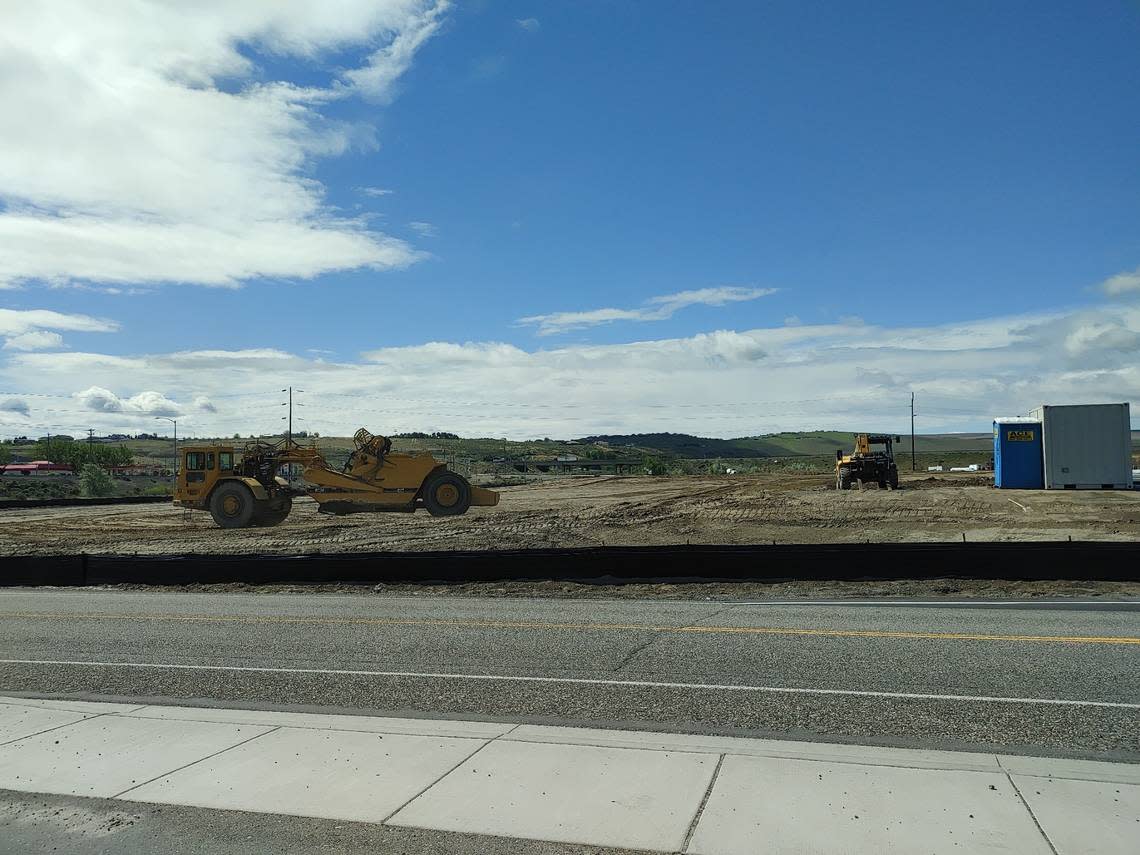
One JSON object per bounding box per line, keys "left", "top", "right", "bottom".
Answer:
{"left": 422, "top": 471, "right": 471, "bottom": 516}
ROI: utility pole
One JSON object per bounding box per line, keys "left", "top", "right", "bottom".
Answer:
{"left": 87, "top": 428, "right": 95, "bottom": 444}
{"left": 910, "top": 392, "right": 916, "bottom": 471}
{"left": 281, "top": 388, "right": 305, "bottom": 445}
{"left": 283, "top": 387, "right": 292, "bottom": 444}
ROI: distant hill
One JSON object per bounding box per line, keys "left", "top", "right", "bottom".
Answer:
{"left": 578, "top": 431, "right": 997, "bottom": 458}
{"left": 577, "top": 433, "right": 768, "bottom": 458}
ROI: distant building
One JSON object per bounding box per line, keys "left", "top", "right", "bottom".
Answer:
{"left": 1, "top": 460, "right": 71, "bottom": 476}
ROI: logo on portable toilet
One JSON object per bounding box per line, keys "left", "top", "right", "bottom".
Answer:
{"left": 1007, "top": 429, "right": 1035, "bottom": 442}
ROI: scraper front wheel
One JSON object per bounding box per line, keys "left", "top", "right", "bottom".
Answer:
{"left": 209, "top": 482, "right": 255, "bottom": 528}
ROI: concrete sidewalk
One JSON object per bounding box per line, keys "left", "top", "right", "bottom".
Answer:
{"left": 0, "top": 696, "right": 1136, "bottom": 854}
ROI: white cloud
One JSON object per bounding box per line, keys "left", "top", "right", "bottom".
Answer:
{"left": 0, "top": 308, "right": 118, "bottom": 351}
{"left": 5, "top": 303, "right": 1137, "bottom": 439}
{"left": 357, "top": 187, "right": 395, "bottom": 197}
{"left": 75, "top": 386, "right": 182, "bottom": 417}
{"left": 1063, "top": 319, "right": 1140, "bottom": 356}
{"left": 0, "top": 1, "right": 447, "bottom": 289}
{"left": 408, "top": 221, "right": 439, "bottom": 238}
{"left": 516, "top": 17, "right": 541, "bottom": 32}
{"left": 1100, "top": 266, "right": 1140, "bottom": 297}
{"left": 193, "top": 395, "right": 218, "bottom": 413}
{"left": 2, "top": 331, "right": 65, "bottom": 352}
{"left": 0, "top": 398, "right": 30, "bottom": 416}
{"left": 341, "top": 2, "right": 449, "bottom": 101}
{"left": 75, "top": 387, "right": 125, "bottom": 414}
{"left": 0, "top": 309, "right": 118, "bottom": 337}
{"left": 518, "top": 286, "right": 778, "bottom": 335}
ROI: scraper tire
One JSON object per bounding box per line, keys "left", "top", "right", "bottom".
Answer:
{"left": 252, "top": 497, "right": 292, "bottom": 527}
{"left": 423, "top": 471, "right": 471, "bottom": 516}
{"left": 209, "top": 482, "right": 255, "bottom": 529}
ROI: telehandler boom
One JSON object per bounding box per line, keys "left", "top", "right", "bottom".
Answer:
{"left": 173, "top": 428, "right": 499, "bottom": 529}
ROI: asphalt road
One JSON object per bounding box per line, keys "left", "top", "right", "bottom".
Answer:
{"left": 0, "top": 590, "right": 1137, "bottom": 760}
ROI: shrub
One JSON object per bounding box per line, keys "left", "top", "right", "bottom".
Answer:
{"left": 78, "top": 464, "right": 115, "bottom": 497}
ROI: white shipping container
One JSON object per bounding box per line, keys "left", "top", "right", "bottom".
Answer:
{"left": 1029, "top": 403, "right": 1132, "bottom": 489}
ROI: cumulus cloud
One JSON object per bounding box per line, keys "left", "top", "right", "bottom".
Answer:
{"left": 0, "top": 398, "right": 30, "bottom": 416}
{"left": 518, "top": 286, "right": 779, "bottom": 336}
{"left": 4, "top": 303, "right": 1136, "bottom": 439}
{"left": 1099, "top": 266, "right": 1140, "bottom": 297}
{"left": 75, "top": 386, "right": 181, "bottom": 417}
{"left": 0, "top": 1, "right": 447, "bottom": 289}
{"left": 193, "top": 395, "right": 219, "bottom": 413}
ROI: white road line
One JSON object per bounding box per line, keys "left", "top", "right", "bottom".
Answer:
{"left": 719, "top": 600, "right": 1139, "bottom": 606}
{"left": 1, "top": 658, "right": 1136, "bottom": 710}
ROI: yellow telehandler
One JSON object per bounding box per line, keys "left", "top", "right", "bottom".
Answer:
{"left": 173, "top": 428, "right": 499, "bottom": 528}
{"left": 835, "top": 433, "right": 901, "bottom": 490}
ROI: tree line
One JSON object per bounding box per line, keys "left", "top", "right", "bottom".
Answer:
{"left": 32, "top": 438, "right": 134, "bottom": 470}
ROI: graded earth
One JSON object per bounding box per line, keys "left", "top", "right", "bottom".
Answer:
{"left": 2, "top": 474, "right": 1138, "bottom": 556}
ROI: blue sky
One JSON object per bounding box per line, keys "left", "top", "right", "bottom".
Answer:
{"left": 1, "top": 1, "right": 1138, "bottom": 438}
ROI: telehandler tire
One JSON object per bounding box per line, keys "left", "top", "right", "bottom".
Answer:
{"left": 209, "top": 482, "right": 256, "bottom": 529}
{"left": 836, "top": 467, "right": 854, "bottom": 490}
{"left": 252, "top": 497, "right": 292, "bottom": 527}
{"left": 422, "top": 471, "right": 471, "bottom": 516}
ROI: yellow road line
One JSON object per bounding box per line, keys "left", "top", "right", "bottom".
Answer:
{"left": 1, "top": 611, "right": 1137, "bottom": 645}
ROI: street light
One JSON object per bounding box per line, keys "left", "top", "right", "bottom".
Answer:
{"left": 155, "top": 417, "right": 177, "bottom": 494}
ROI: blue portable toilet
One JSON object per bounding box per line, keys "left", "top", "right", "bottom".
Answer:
{"left": 993, "top": 418, "right": 1044, "bottom": 488}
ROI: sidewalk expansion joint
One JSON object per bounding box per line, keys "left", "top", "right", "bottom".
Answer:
{"left": 378, "top": 723, "right": 521, "bottom": 825}
{"left": 110, "top": 724, "right": 282, "bottom": 800}
{"left": 998, "top": 757, "right": 1060, "bottom": 855}
{"left": 679, "top": 752, "right": 725, "bottom": 854}
{"left": 0, "top": 711, "right": 114, "bottom": 747}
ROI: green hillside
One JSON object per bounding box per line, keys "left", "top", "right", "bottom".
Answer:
{"left": 578, "top": 431, "right": 997, "bottom": 458}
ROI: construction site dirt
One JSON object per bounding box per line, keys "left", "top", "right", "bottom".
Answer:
{"left": 2, "top": 473, "right": 1138, "bottom": 557}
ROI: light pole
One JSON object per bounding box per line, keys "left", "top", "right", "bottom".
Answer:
{"left": 155, "top": 417, "right": 177, "bottom": 494}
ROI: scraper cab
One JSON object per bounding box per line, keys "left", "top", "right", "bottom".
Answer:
{"left": 173, "top": 427, "right": 499, "bottom": 528}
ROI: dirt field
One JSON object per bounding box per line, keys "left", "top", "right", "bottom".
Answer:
{"left": 1, "top": 473, "right": 1137, "bottom": 556}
